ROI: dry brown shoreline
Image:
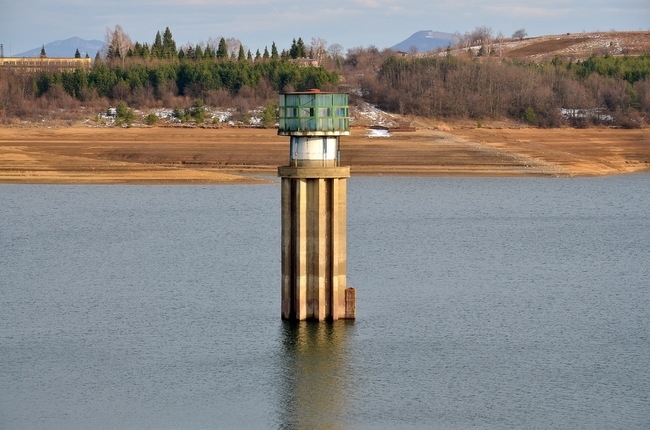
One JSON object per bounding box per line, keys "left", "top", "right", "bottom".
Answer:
{"left": 0, "top": 125, "right": 648, "bottom": 184}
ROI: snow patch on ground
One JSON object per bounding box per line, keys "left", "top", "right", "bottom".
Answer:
{"left": 90, "top": 101, "right": 392, "bottom": 130}
{"left": 351, "top": 102, "right": 400, "bottom": 128}
{"left": 560, "top": 107, "right": 613, "bottom": 122}
{"left": 367, "top": 129, "right": 391, "bottom": 138}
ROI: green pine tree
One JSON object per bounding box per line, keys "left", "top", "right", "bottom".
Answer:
{"left": 290, "top": 39, "right": 297, "bottom": 58}
{"left": 261, "top": 100, "right": 278, "bottom": 128}
{"left": 217, "top": 38, "right": 228, "bottom": 59}
{"left": 290, "top": 38, "right": 306, "bottom": 59}
{"left": 162, "top": 27, "right": 177, "bottom": 59}
{"left": 115, "top": 101, "right": 135, "bottom": 127}
{"left": 152, "top": 31, "right": 163, "bottom": 58}
{"left": 296, "top": 37, "right": 307, "bottom": 58}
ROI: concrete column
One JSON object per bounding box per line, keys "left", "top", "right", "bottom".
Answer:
{"left": 279, "top": 167, "right": 353, "bottom": 321}
{"left": 332, "top": 178, "right": 348, "bottom": 318}
{"left": 296, "top": 178, "right": 308, "bottom": 320}
{"left": 281, "top": 178, "right": 292, "bottom": 319}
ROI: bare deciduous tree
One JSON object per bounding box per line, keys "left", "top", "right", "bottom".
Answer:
{"left": 310, "top": 37, "right": 328, "bottom": 64}
{"left": 471, "top": 26, "right": 493, "bottom": 55}
{"left": 471, "top": 26, "right": 493, "bottom": 45}
{"left": 104, "top": 25, "right": 132, "bottom": 65}
{"left": 327, "top": 43, "right": 344, "bottom": 69}
{"left": 496, "top": 31, "right": 505, "bottom": 57}
{"left": 225, "top": 37, "right": 244, "bottom": 57}
{"left": 512, "top": 28, "right": 527, "bottom": 40}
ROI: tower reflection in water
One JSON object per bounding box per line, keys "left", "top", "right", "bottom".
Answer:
{"left": 278, "top": 321, "right": 356, "bottom": 429}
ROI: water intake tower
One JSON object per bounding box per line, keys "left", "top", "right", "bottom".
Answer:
{"left": 278, "top": 90, "right": 356, "bottom": 321}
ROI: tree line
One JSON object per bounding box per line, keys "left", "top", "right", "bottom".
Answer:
{"left": 33, "top": 59, "right": 338, "bottom": 101}
{"left": 0, "top": 51, "right": 339, "bottom": 121}
{"left": 355, "top": 53, "right": 650, "bottom": 127}
{"left": 105, "top": 26, "right": 314, "bottom": 63}
{"left": 0, "top": 26, "right": 343, "bottom": 122}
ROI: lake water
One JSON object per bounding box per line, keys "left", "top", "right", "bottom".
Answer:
{"left": 1, "top": 175, "right": 649, "bottom": 429}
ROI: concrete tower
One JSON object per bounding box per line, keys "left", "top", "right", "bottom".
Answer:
{"left": 278, "top": 90, "right": 356, "bottom": 321}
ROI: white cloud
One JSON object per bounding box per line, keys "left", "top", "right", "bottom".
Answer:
{"left": 482, "top": 5, "right": 570, "bottom": 18}
{"left": 354, "top": 0, "right": 382, "bottom": 6}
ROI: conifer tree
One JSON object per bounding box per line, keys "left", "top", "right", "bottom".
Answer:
{"left": 238, "top": 44, "right": 246, "bottom": 61}
{"left": 271, "top": 42, "right": 279, "bottom": 59}
{"left": 263, "top": 47, "right": 270, "bottom": 60}
{"left": 204, "top": 45, "right": 215, "bottom": 59}
{"left": 131, "top": 42, "right": 149, "bottom": 58}
{"left": 261, "top": 100, "right": 278, "bottom": 128}
{"left": 152, "top": 31, "right": 163, "bottom": 58}
{"left": 217, "top": 38, "right": 228, "bottom": 59}
{"left": 297, "top": 37, "right": 307, "bottom": 58}
{"left": 75, "top": 48, "right": 81, "bottom": 58}
{"left": 40, "top": 45, "right": 46, "bottom": 58}
{"left": 289, "top": 39, "right": 297, "bottom": 59}
{"left": 162, "top": 27, "right": 177, "bottom": 59}
{"left": 290, "top": 37, "right": 307, "bottom": 59}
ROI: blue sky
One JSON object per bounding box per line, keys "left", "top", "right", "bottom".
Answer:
{"left": 1, "top": 0, "right": 649, "bottom": 55}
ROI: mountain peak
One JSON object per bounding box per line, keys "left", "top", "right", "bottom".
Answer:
{"left": 14, "top": 37, "right": 105, "bottom": 58}
{"left": 391, "top": 30, "right": 456, "bottom": 53}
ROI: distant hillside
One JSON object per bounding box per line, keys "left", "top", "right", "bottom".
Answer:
{"left": 14, "top": 37, "right": 104, "bottom": 58}
{"left": 446, "top": 31, "right": 650, "bottom": 61}
{"left": 498, "top": 31, "right": 650, "bottom": 60}
{"left": 391, "top": 31, "right": 456, "bottom": 53}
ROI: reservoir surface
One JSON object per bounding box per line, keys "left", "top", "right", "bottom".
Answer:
{"left": 1, "top": 175, "right": 648, "bottom": 429}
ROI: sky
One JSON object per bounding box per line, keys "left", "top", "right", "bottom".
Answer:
{"left": 1, "top": 0, "right": 649, "bottom": 56}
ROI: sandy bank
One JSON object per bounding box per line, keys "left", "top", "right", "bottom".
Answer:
{"left": 0, "top": 125, "right": 648, "bottom": 184}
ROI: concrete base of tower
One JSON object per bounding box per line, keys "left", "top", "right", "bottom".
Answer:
{"left": 279, "top": 167, "right": 354, "bottom": 321}
{"left": 344, "top": 287, "right": 356, "bottom": 319}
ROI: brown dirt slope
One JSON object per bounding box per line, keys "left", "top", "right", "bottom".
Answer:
{"left": 0, "top": 125, "right": 648, "bottom": 184}
{"left": 507, "top": 36, "right": 592, "bottom": 57}
{"left": 501, "top": 31, "right": 650, "bottom": 60}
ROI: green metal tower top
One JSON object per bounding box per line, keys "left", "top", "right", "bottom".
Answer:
{"left": 278, "top": 90, "right": 350, "bottom": 137}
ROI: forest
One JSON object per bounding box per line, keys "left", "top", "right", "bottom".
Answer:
{"left": 1, "top": 26, "right": 649, "bottom": 128}
{"left": 361, "top": 53, "right": 650, "bottom": 127}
